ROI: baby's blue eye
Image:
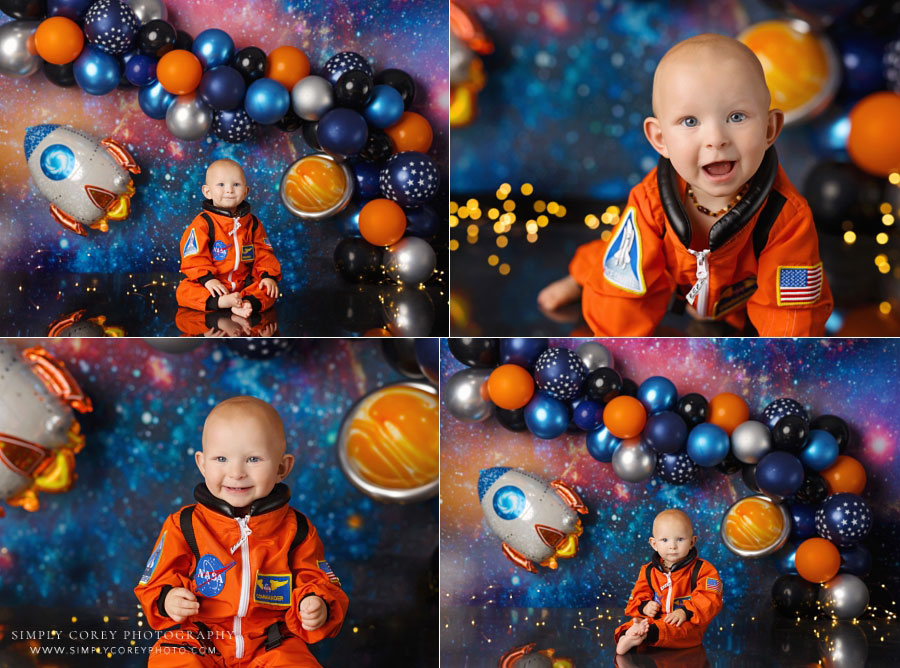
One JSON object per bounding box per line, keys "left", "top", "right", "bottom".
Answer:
{"left": 247, "top": 457, "right": 260, "bottom": 463}
{"left": 681, "top": 117, "right": 698, "bottom": 128}
{"left": 729, "top": 112, "right": 746, "bottom": 122}
{"left": 215, "top": 456, "right": 227, "bottom": 463}
{"left": 660, "top": 538, "right": 667, "bottom": 542}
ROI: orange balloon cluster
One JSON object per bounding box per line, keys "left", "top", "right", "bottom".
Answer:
{"left": 603, "top": 396, "right": 647, "bottom": 439}
{"left": 385, "top": 111, "right": 434, "bottom": 153}
{"left": 487, "top": 364, "right": 534, "bottom": 410}
{"left": 34, "top": 16, "right": 84, "bottom": 65}
{"left": 157, "top": 50, "right": 203, "bottom": 95}
{"left": 359, "top": 199, "right": 407, "bottom": 246}
{"left": 266, "top": 46, "right": 310, "bottom": 90}
{"left": 707, "top": 392, "right": 749, "bottom": 435}
{"left": 847, "top": 92, "right": 900, "bottom": 176}
{"left": 820, "top": 455, "right": 867, "bottom": 495}
{"left": 795, "top": 537, "right": 840, "bottom": 583}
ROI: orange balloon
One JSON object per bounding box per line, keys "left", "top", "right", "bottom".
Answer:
{"left": 487, "top": 364, "right": 534, "bottom": 410}
{"left": 820, "top": 455, "right": 867, "bottom": 495}
{"left": 848, "top": 92, "right": 900, "bottom": 176}
{"left": 384, "top": 111, "right": 434, "bottom": 153}
{"left": 157, "top": 50, "right": 202, "bottom": 95}
{"left": 603, "top": 396, "right": 647, "bottom": 439}
{"left": 359, "top": 198, "right": 407, "bottom": 246}
{"left": 707, "top": 392, "right": 749, "bottom": 435}
{"left": 34, "top": 16, "right": 84, "bottom": 65}
{"left": 266, "top": 46, "right": 310, "bottom": 91}
{"left": 795, "top": 537, "right": 840, "bottom": 583}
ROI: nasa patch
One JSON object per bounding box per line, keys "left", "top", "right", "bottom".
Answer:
{"left": 212, "top": 241, "right": 228, "bottom": 262}
{"left": 194, "top": 554, "right": 235, "bottom": 598}
{"left": 253, "top": 572, "right": 291, "bottom": 607}
{"left": 183, "top": 229, "right": 199, "bottom": 257}
{"left": 241, "top": 244, "right": 255, "bottom": 262}
{"left": 138, "top": 531, "right": 165, "bottom": 586}
{"left": 602, "top": 207, "right": 646, "bottom": 295}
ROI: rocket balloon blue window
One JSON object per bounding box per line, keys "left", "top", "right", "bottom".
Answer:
{"left": 40, "top": 144, "right": 76, "bottom": 181}
{"left": 493, "top": 485, "right": 527, "bottom": 520}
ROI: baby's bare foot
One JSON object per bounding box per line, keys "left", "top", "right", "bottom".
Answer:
{"left": 616, "top": 620, "right": 648, "bottom": 655}
{"left": 537, "top": 275, "right": 582, "bottom": 312}
{"left": 217, "top": 292, "right": 242, "bottom": 309}
{"left": 231, "top": 300, "right": 253, "bottom": 318}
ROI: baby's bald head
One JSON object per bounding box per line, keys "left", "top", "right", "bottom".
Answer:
{"left": 652, "top": 508, "right": 693, "bottom": 537}
{"left": 202, "top": 396, "right": 286, "bottom": 457}
{"left": 205, "top": 159, "right": 245, "bottom": 186}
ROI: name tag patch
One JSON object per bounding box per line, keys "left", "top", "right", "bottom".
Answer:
{"left": 602, "top": 207, "right": 646, "bottom": 294}
{"left": 241, "top": 244, "right": 255, "bottom": 262}
{"left": 713, "top": 276, "right": 758, "bottom": 318}
{"left": 254, "top": 572, "right": 292, "bottom": 607}
{"left": 138, "top": 531, "right": 165, "bottom": 585}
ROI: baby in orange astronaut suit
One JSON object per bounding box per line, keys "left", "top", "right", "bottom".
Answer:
{"left": 176, "top": 159, "right": 282, "bottom": 318}
{"left": 135, "top": 396, "right": 348, "bottom": 667}
{"left": 615, "top": 509, "right": 722, "bottom": 655}
{"left": 538, "top": 34, "right": 832, "bottom": 336}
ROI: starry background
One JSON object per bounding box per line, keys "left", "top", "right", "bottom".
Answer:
{"left": 0, "top": 338, "right": 437, "bottom": 665}
{"left": 0, "top": 0, "right": 447, "bottom": 336}
{"left": 440, "top": 338, "right": 900, "bottom": 664}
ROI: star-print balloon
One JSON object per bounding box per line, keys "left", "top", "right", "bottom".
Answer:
{"left": 762, "top": 397, "right": 808, "bottom": 430}
{"left": 379, "top": 151, "right": 439, "bottom": 207}
{"left": 533, "top": 347, "right": 586, "bottom": 401}
{"left": 656, "top": 449, "right": 698, "bottom": 485}
{"left": 323, "top": 51, "right": 373, "bottom": 85}
{"left": 212, "top": 108, "right": 258, "bottom": 144}
{"left": 815, "top": 493, "right": 872, "bottom": 546}
{"left": 83, "top": 0, "right": 140, "bottom": 56}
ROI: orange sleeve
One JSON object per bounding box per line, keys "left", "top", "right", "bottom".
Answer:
{"left": 251, "top": 218, "right": 282, "bottom": 282}
{"left": 282, "top": 519, "right": 349, "bottom": 644}
{"left": 179, "top": 216, "right": 217, "bottom": 283}
{"left": 682, "top": 561, "right": 723, "bottom": 625}
{"left": 623, "top": 567, "right": 658, "bottom": 618}
{"left": 133, "top": 512, "right": 195, "bottom": 630}
{"left": 747, "top": 202, "right": 833, "bottom": 336}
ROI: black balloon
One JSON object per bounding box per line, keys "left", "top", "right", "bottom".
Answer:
{"left": 742, "top": 464, "right": 762, "bottom": 493}
{"left": 676, "top": 393, "right": 708, "bottom": 426}
{"left": 803, "top": 161, "right": 886, "bottom": 234}
{"left": 332, "top": 285, "right": 383, "bottom": 333}
{"left": 794, "top": 471, "right": 828, "bottom": 504}
{"left": 772, "top": 575, "right": 819, "bottom": 617}
{"left": 137, "top": 19, "right": 176, "bottom": 58}
{"left": 621, "top": 377, "right": 638, "bottom": 398}
{"left": 375, "top": 68, "right": 415, "bottom": 108}
{"left": 334, "top": 69, "right": 374, "bottom": 109}
{"left": 584, "top": 367, "right": 622, "bottom": 403}
{"left": 715, "top": 452, "right": 743, "bottom": 475}
{"left": 333, "top": 238, "right": 383, "bottom": 283}
{"left": 358, "top": 129, "right": 393, "bottom": 162}
{"left": 0, "top": 0, "right": 44, "bottom": 20}
{"left": 301, "top": 120, "right": 322, "bottom": 151}
{"left": 233, "top": 46, "right": 266, "bottom": 85}
{"left": 448, "top": 338, "right": 499, "bottom": 367}
{"left": 772, "top": 415, "right": 809, "bottom": 454}
{"left": 275, "top": 107, "right": 303, "bottom": 133}
{"left": 173, "top": 30, "right": 193, "bottom": 52}
{"left": 496, "top": 407, "right": 528, "bottom": 432}
{"left": 43, "top": 60, "right": 76, "bottom": 87}
{"left": 810, "top": 414, "right": 850, "bottom": 453}
{"left": 381, "top": 339, "right": 423, "bottom": 379}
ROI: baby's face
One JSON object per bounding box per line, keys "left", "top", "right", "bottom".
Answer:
{"left": 203, "top": 162, "right": 248, "bottom": 211}
{"left": 649, "top": 515, "right": 696, "bottom": 566}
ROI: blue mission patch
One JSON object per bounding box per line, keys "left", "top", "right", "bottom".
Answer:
{"left": 183, "top": 229, "right": 199, "bottom": 257}
{"left": 139, "top": 531, "right": 165, "bottom": 585}
{"left": 241, "top": 244, "right": 255, "bottom": 262}
{"left": 194, "top": 554, "right": 234, "bottom": 597}
{"left": 212, "top": 241, "right": 228, "bottom": 262}
{"left": 253, "top": 572, "right": 291, "bottom": 606}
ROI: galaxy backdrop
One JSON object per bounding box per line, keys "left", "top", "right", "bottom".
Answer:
{"left": 440, "top": 338, "right": 900, "bottom": 660}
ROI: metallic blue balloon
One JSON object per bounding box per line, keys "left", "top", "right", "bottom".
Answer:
{"left": 124, "top": 53, "right": 156, "bottom": 86}
{"left": 815, "top": 493, "right": 872, "bottom": 546}
{"left": 774, "top": 543, "right": 798, "bottom": 575}
{"left": 788, "top": 502, "right": 817, "bottom": 542}
{"left": 138, "top": 79, "right": 176, "bottom": 118}
{"left": 755, "top": 451, "right": 804, "bottom": 497}
{"left": 642, "top": 410, "right": 687, "bottom": 454}
{"left": 333, "top": 199, "right": 365, "bottom": 236}
{"left": 499, "top": 338, "right": 548, "bottom": 369}
{"left": 379, "top": 151, "right": 440, "bottom": 207}
{"left": 192, "top": 28, "right": 234, "bottom": 70}
{"left": 572, "top": 398, "right": 603, "bottom": 431}
{"left": 244, "top": 77, "right": 290, "bottom": 125}
{"left": 351, "top": 161, "right": 382, "bottom": 199}
{"left": 586, "top": 424, "right": 621, "bottom": 463}
{"left": 198, "top": 65, "right": 246, "bottom": 111}
{"left": 637, "top": 376, "right": 678, "bottom": 414}
{"left": 686, "top": 423, "right": 729, "bottom": 467}
{"left": 73, "top": 45, "right": 122, "bottom": 95}
{"left": 534, "top": 347, "right": 586, "bottom": 401}
{"left": 656, "top": 448, "right": 698, "bottom": 485}
{"left": 317, "top": 107, "right": 369, "bottom": 158}
{"left": 212, "top": 108, "right": 257, "bottom": 143}
{"left": 363, "top": 84, "right": 405, "bottom": 129}
{"left": 48, "top": 0, "right": 94, "bottom": 21}
{"left": 83, "top": 0, "right": 139, "bottom": 55}
{"left": 838, "top": 544, "right": 871, "bottom": 576}
{"left": 762, "top": 397, "right": 807, "bottom": 430}
{"left": 404, "top": 205, "right": 438, "bottom": 239}
{"left": 800, "top": 429, "right": 839, "bottom": 471}
{"left": 323, "top": 51, "right": 372, "bottom": 85}
{"left": 524, "top": 393, "right": 569, "bottom": 440}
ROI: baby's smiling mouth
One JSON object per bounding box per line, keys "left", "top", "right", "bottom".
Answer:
{"left": 702, "top": 161, "right": 736, "bottom": 177}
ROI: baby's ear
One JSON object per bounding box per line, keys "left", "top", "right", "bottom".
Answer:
{"left": 195, "top": 450, "right": 205, "bottom": 475}
{"left": 201, "top": 184, "right": 211, "bottom": 199}
{"left": 765, "top": 108, "right": 784, "bottom": 146}
{"left": 278, "top": 453, "right": 295, "bottom": 480}
{"left": 643, "top": 117, "right": 668, "bottom": 158}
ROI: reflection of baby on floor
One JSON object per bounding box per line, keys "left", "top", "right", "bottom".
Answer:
{"left": 175, "top": 306, "right": 278, "bottom": 337}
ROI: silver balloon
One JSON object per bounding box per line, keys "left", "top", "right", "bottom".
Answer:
{"left": 126, "top": 0, "right": 168, "bottom": 24}
{"left": 383, "top": 237, "right": 436, "bottom": 285}
{"left": 449, "top": 33, "right": 473, "bottom": 86}
{"left": 731, "top": 420, "right": 773, "bottom": 464}
{"left": 380, "top": 285, "right": 434, "bottom": 337}
{"left": 166, "top": 93, "right": 213, "bottom": 141}
{"left": 444, "top": 367, "right": 493, "bottom": 423}
{"left": 0, "top": 20, "right": 40, "bottom": 78}
{"left": 612, "top": 438, "right": 657, "bottom": 483}
{"left": 575, "top": 341, "right": 614, "bottom": 372}
{"left": 291, "top": 75, "right": 334, "bottom": 121}
{"left": 817, "top": 621, "right": 868, "bottom": 668}
{"left": 819, "top": 574, "right": 869, "bottom": 620}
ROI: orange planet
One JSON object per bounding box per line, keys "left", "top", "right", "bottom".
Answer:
{"left": 721, "top": 495, "right": 788, "bottom": 557}
{"left": 280, "top": 155, "right": 352, "bottom": 219}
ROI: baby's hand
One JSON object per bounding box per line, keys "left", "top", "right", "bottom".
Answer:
{"left": 204, "top": 279, "right": 228, "bottom": 298}
{"left": 299, "top": 595, "right": 327, "bottom": 631}
{"left": 643, "top": 600, "right": 660, "bottom": 617}
{"left": 664, "top": 609, "right": 687, "bottom": 627}
{"left": 164, "top": 587, "right": 199, "bottom": 622}
{"left": 537, "top": 275, "right": 581, "bottom": 312}
{"left": 259, "top": 277, "right": 279, "bottom": 299}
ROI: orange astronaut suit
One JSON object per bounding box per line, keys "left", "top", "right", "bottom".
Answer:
{"left": 614, "top": 549, "right": 723, "bottom": 650}
{"left": 176, "top": 201, "right": 282, "bottom": 314}
{"left": 135, "top": 483, "right": 348, "bottom": 667}
{"left": 570, "top": 148, "right": 833, "bottom": 336}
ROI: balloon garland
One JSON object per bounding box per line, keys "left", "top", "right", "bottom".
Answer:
{"left": 445, "top": 338, "right": 876, "bottom": 621}
{"left": 2, "top": 0, "right": 442, "bottom": 286}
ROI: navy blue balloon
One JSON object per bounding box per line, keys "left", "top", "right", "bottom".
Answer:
{"left": 788, "top": 502, "right": 818, "bottom": 542}
{"left": 833, "top": 30, "right": 888, "bottom": 101}
{"left": 499, "top": 338, "right": 548, "bottom": 369}
{"left": 656, "top": 449, "right": 698, "bottom": 485}
{"left": 573, "top": 399, "right": 603, "bottom": 431}
{"left": 414, "top": 338, "right": 439, "bottom": 384}
{"left": 212, "top": 108, "right": 257, "bottom": 144}
{"left": 686, "top": 423, "right": 730, "bottom": 467}
{"left": 643, "top": 410, "right": 687, "bottom": 454}
{"left": 524, "top": 393, "right": 569, "bottom": 440}
{"left": 755, "top": 451, "right": 804, "bottom": 497}
{"left": 637, "top": 376, "right": 678, "bottom": 414}
{"left": 198, "top": 66, "right": 246, "bottom": 111}
{"left": 380, "top": 151, "right": 439, "bottom": 207}
{"left": 351, "top": 161, "right": 382, "bottom": 199}
{"left": 124, "top": 53, "right": 156, "bottom": 86}
{"left": 48, "top": 0, "right": 94, "bottom": 21}
{"left": 838, "top": 544, "right": 871, "bottom": 576}
{"left": 534, "top": 347, "right": 586, "bottom": 401}
{"left": 586, "top": 425, "right": 620, "bottom": 463}
{"left": 83, "top": 0, "right": 139, "bottom": 55}
{"left": 323, "top": 51, "right": 372, "bottom": 85}
{"left": 334, "top": 200, "right": 364, "bottom": 237}
{"left": 404, "top": 205, "right": 438, "bottom": 239}
{"left": 774, "top": 543, "right": 798, "bottom": 575}
{"left": 800, "top": 429, "right": 839, "bottom": 471}
{"left": 815, "top": 493, "right": 871, "bottom": 546}
{"left": 138, "top": 80, "right": 176, "bottom": 118}
{"left": 74, "top": 45, "right": 122, "bottom": 95}
{"left": 762, "top": 397, "right": 807, "bottom": 430}
{"left": 192, "top": 28, "right": 234, "bottom": 70}
{"left": 244, "top": 78, "right": 290, "bottom": 125}
{"left": 317, "top": 108, "right": 369, "bottom": 158}
{"left": 363, "top": 84, "right": 405, "bottom": 128}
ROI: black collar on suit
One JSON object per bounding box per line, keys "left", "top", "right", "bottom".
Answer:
{"left": 650, "top": 546, "right": 698, "bottom": 573}
{"left": 201, "top": 199, "right": 252, "bottom": 218}
{"left": 657, "top": 146, "right": 779, "bottom": 251}
{"left": 194, "top": 481, "right": 290, "bottom": 518}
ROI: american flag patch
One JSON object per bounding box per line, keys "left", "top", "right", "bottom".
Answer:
{"left": 317, "top": 559, "right": 341, "bottom": 587}
{"left": 777, "top": 264, "right": 823, "bottom": 306}
{"left": 705, "top": 577, "right": 720, "bottom": 592}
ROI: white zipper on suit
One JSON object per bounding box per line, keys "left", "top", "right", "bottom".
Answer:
{"left": 661, "top": 571, "right": 673, "bottom": 613}
{"left": 686, "top": 249, "right": 710, "bottom": 317}
{"left": 226, "top": 217, "right": 242, "bottom": 290}
{"left": 230, "top": 516, "right": 252, "bottom": 659}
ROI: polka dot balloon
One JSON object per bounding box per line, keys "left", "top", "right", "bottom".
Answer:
{"left": 761, "top": 397, "right": 807, "bottom": 430}
{"left": 533, "top": 347, "right": 586, "bottom": 401}
{"left": 213, "top": 108, "right": 258, "bottom": 144}
{"left": 815, "top": 493, "right": 872, "bottom": 547}
{"left": 83, "top": 0, "right": 140, "bottom": 56}
{"left": 379, "top": 151, "right": 439, "bottom": 207}
{"left": 656, "top": 449, "right": 698, "bottom": 485}
{"left": 323, "top": 51, "right": 373, "bottom": 85}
